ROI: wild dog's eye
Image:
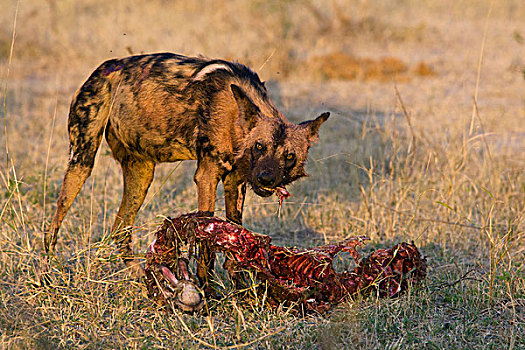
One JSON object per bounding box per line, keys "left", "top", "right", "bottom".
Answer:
{"left": 286, "top": 153, "right": 295, "bottom": 161}
{"left": 255, "top": 142, "right": 263, "bottom": 151}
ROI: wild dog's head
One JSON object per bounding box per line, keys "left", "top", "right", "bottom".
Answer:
{"left": 231, "top": 84, "right": 330, "bottom": 197}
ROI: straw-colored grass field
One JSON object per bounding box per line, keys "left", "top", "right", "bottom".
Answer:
{"left": 1, "top": 0, "right": 523, "bottom": 348}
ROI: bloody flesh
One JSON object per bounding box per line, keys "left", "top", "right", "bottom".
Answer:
{"left": 275, "top": 186, "right": 290, "bottom": 206}
{"left": 144, "top": 213, "right": 427, "bottom": 312}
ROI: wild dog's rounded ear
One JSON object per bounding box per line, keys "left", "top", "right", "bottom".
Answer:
{"left": 299, "top": 112, "right": 330, "bottom": 144}
{"left": 231, "top": 84, "right": 260, "bottom": 130}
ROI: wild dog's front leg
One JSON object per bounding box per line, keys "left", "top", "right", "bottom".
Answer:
{"left": 193, "top": 158, "right": 221, "bottom": 216}
{"left": 224, "top": 171, "right": 246, "bottom": 225}
{"left": 193, "top": 158, "right": 221, "bottom": 289}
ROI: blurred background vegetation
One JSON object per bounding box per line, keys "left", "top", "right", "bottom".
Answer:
{"left": 0, "top": 0, "right": 523, "bottom": 348}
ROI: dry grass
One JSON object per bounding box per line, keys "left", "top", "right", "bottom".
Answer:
{"left": 1, "top": 0, "right": 524, "bottom": 348}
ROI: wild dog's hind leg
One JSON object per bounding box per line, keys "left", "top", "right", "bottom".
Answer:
{"left": 111, "top": 158, "right": 155, "bottom": 277}
{"left": 45, "top": 164, "right": 95, "bottom": 256}
{"left": 45, "top": 83, "right": 110, "bottom": 255}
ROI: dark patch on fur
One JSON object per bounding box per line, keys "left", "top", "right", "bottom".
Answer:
{"left": 196, "top": 136, "right": 214, "bottom": 156}
{"left": 272, "top": 123, "right": 287, "bottom": 149}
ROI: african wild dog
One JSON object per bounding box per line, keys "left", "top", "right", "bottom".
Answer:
{"left": 44, "top": 53, "right": 329, "bottom": 278}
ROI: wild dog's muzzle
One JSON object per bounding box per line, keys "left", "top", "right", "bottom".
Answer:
{"left": 257, "top": 171, "right": 276, "bottom": 187}
{"left": 253, "top": 171, "right": 290, "bottom": 204}
{"left": 253, "top": 170, "right": 279, "bottom": 197}
{"left": 251, "top": 157, "right": 282, "bottom": 196}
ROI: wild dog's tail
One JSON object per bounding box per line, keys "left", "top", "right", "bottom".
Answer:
{"left": 67, "top": 62, "right": 117, "bottom": 168}
{"left": 45, "top": 60, "right": 117, "bottom": 254}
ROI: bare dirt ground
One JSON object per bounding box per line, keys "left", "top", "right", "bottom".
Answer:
{"left": 1, "top": 1, "right": 524, "bottom": 348}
